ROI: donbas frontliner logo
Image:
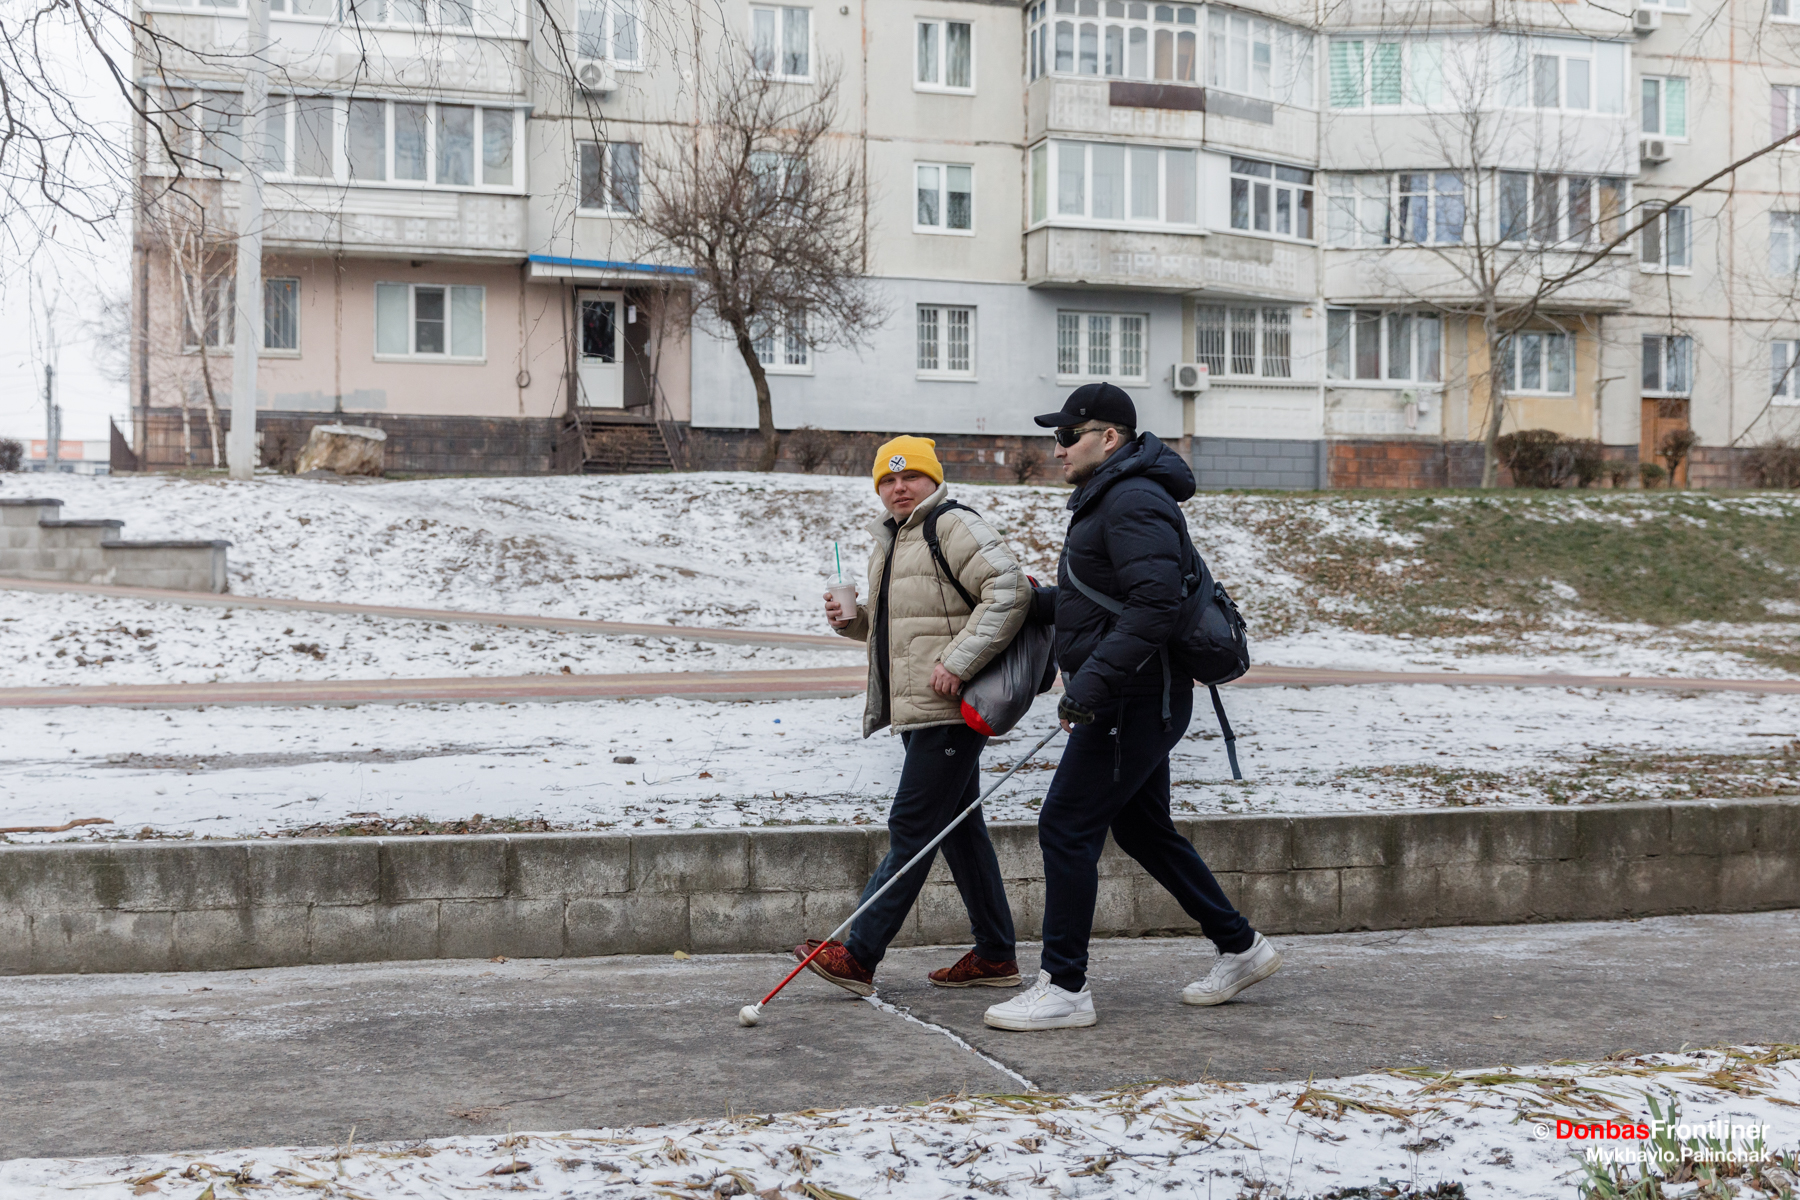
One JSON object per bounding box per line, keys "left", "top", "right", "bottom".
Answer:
{"left": 1557, "top": 1118, "right": 1776, "bottom": 1166}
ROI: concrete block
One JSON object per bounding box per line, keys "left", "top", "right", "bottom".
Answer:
{"left": 1483, "top": 808, "right": 1578, "bottom": 864}
{"left": 1233, "top": 870, "right": 1299, "bottom": 933}
{"left": 987, "top": 823, "right": 1044, "bottom": 881}
{"left": 800, "top": 887, "right": 864, "bottom": 934}
{"left": 1129, "top": 874, "right": 1202, "bottom": 934}
{"left": 249, "top": 839, "right": 378, "bottom": 906}
{"left": 173, "top": 905, "right": 310, "bottom": 971}
{"left": 629, "top": 830, "right": 749, "bottom": 894}
{"left": 691, "top": 891, "right": 807, "bottom": 955}
{"left": 1670, "top": 803, "right": 1739, "bottom": 859}
{"left": 1096, "top": 834, "right": 1139, "bottom": 878}
{"left": 745, "top": 827, "right": 873, "bottom": 893}
{"left": 1395, "top": 810, "right": 1486, "bottom": 868}
{"left": 31, "top": 909, "right": 176, "bottom": 974}
{"left": 309, "top": 901, "right": 439, "bottom": 964}
{"left": 1181, "top": 815, "right": 1288, "bottom": 873}
{"left": 1092, "top": 876, "right": 1138, "bottom": 936}
{"left": 380, "top": 837, "right": 506, "bottom": 902}
{"left": 439, "top": 898, "right": 566, "bottom": 960}
{"left": 1338, "top": 864, "right": 1439, "bottom": 929}
{"left": 505, "top": 834, "right": 631, "bottom": 899}
{"left": 1575, "top": 804, "right": 1671, "bottom": 863}
{"left": 1436, "top": 860, "right": 1536, "bottom": 925}
{"left": 565, "top": 895, "right": 689, "bottom": 956}
{"left": 1717, "top": 850, "right": 1800, "bottom": 911}
{"left": 0, "top": 844, "right": 249, "bottom": 913}
{"left": 1007, "top": 879, "right": 1048, "bottom": 942}
{"left": 1619, "top": 854, "right": 1716, "bottom": 917}
{"left": 1750, "top": 801, "right": 1800, "bottom": 855}
{"left": 0, "top": 907, "right": 31, "bottom": 974}
{"left": 1291, "top": 815, "right": 1391, "bottom": 870}
{"left": 904, "top": 879, "right": 977, "bottom": 947}
{"left": 1283, "top": 868, "right": 1344, "bottom": 933}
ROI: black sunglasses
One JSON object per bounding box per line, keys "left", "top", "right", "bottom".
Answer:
{"left": 1053, "top": 425, "right": 1102, "bottom": 448}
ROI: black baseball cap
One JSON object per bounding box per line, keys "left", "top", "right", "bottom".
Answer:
{"left": 1033, "top": 382, "right": 1138, "bottom": 430}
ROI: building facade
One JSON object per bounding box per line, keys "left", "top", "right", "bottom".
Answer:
{"left": 130, "top": 0, "right": 1800, "bottom": 485}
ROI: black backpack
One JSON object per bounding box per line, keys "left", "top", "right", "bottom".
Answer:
{"left": 1061, "top": 522, "right": 1249, "bottom": 779}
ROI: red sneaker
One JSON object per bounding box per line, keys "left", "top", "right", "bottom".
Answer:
{"left": 928, "top": 951, "right": 1022, "bottom": 989}
{"left": 793, "top": 939, "right": 875, "bottom": 996}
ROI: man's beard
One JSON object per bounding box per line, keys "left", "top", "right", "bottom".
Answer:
{"left": 1064, "top": 458, "right": 1100, "bottom": 486}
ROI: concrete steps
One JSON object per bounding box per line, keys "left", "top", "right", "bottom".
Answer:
{"left": 0, "top": 499, "right": 229, "bottom": 592}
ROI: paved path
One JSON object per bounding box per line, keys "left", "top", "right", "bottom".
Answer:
{"left": 0, "top": 577, "right": 845, "bottom": 648}
{"left": 2, "top": 661, "right": 1796, "bottom": 709}
{"left": 4, "top": 911, "right": 1795, "bottom": 1159}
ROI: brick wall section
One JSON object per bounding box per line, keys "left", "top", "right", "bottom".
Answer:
{"left": 140, "top": 411, "right": 561, "bottom": 476}
{"left": 3, "top": 800, "right": 1795, "bottom": 974}
{"left": 1193, "top": 438, "right": 1325, "bottom": 489}
{"left": 1328, "top": 441, "right": 1453, "bottom": 489}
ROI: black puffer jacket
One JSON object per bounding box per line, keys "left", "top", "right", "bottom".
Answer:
{"left": 1031, "top": 433, "right": 1195, "bottom": 713}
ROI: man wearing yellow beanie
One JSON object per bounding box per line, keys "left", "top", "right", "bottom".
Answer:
{"left": 798, "top": 436, "right": 1031, "bottom": 996}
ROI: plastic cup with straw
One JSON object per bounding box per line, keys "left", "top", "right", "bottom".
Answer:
{"left": 826, "top": 542, "right": 856, "bottom": 626}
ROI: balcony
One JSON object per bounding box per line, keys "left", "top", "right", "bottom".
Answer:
{"left": 1323, "top": 245, "right": 1634, "bottom": 311}
{"left": 252, "top": 183, "right": 528, "bottom": 257}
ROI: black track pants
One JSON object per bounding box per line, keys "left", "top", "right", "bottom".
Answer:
{"left": 1037, "top": 687, "right": 1253, "bottom": 991}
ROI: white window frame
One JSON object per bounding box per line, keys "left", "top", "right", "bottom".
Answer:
{"left": 1640, "top": 203, "right": 1691, "bottom": 272}
{"left": 180, "top": 273, "right": 236, "bottom": 353}
{"left": 1498, "top": 172, "right": 1627, "bottom": 248}
{"left": 914, "top": 162, "right": 975, "bottom": 234}
{"left": 1774, "top": 0, "right": 1798, "bottom": 23}
{"left": 575, "top": 0, "right": 642, "bottom": 66}
{"left": 1229, "top": 157, "right": 1315, "bottom": 241}
{"left": 1641, "top": 333, "right": 1692, "bottom": 397}
{"left": 1771, "top": 212, "right": 1800, "bottom": 275}
{"left": 1774, "top": 85, "right": 1800, "bottom": 139}
{"left": 915, "top": 18, "right": 975, "bottom": 93}
{"left": 1206, "top": 9, "right": 1315, "bottom": 107}
{"left": 752, "top": 4, "right": 813, "bottom": 81}
{"left": 246, "top": 97, "right": 523, "bottom": 193}
{"left": 577, "top": 140, "right": 641, "bottom": 215}
{"left": 1056, "top": 311, "right": 1149, "bottom": 384}
{"left": 1770, "top": 339, "right": 1800, "bottom": 402}
{"left": 1497, "top": 330, "right": 1575, "bottom": 396}
{"left": 1027, "top": 0, "right": 1203, "bottom": 87}
{"left": 917, "top": 305, "right": 976, "bottom": 379}
{"left": 374, "top": 282, "right": 487, "bottom": 362}
{"left": 340, "top": 0, "right": 477, "bottom": 29}
{"left": 1034, "top": 139, "right": 1199, "bottom": 230}
{"left": 753, "top": 311, "right": 813, "bottom": 374}
{"left": 1326, "top": 308, "right": 1443, "bottom": 384}
{"left": 263, "top": 277, "right": 302, "bottom": 355}
{"left": 1194, "top": 305, "right": 1296, "bottom": 379}
{"left": 266, "top": 0, "right": 337, "bottom": 21}
{"left": 1640, "top": 75, "right": 1688, "bottom": 141}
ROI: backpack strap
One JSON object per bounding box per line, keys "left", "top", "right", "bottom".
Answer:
{"left": 1208, "top": 684, "right": 1243, "bottom": 781}
{"left": 921, "top": 499, "right": 980, "bottom": 612}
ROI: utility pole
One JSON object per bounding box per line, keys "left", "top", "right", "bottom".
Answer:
{"left": 44, "top": 364, "right": 60, "bottom": 474}
{"left": 227, "top": 0, "right": 271, "bottom": 481}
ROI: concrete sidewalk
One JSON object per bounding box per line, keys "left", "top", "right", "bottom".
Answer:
{"left": 4, "top": 910, "right": 1795, "bottom": 1160}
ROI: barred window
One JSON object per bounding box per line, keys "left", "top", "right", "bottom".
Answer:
{"left": 1196, "top": 305, "right": 1292, "bottom": 378}
{"left": 917, "top": 306, "right": 975, "bottom": 376}
{"left": 1057, "top": 311, "right": 1146, "bottom": 382}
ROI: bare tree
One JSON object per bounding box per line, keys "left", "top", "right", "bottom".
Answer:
{"left": 138, "top": 181, "right": 235, "bottom": 467}
{"left": 638, "top": 53, "right": 884, "bottom": 471}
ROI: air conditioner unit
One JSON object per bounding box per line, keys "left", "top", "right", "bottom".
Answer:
{"left": 1640, "top": 136, "right": 1671, "bottom": 164}
{"left": 575, "top": 57, "right": 617, "bottom": 94}
{"left": 1172, "top": 362, "right": 1211, "bottom": 392}
{"left": 1633, "top": 7, "right": 1661, "bottom": 32}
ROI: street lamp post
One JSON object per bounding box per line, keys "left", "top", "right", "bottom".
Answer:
{"left": 227, "top": 0, "right": 270, "bottom": 481}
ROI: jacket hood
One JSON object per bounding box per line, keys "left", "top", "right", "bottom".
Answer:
{"left": 1067, "top": 432, "right": 1195, "bottom": 514}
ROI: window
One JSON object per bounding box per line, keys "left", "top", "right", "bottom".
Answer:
{"left": 1641, "top": 76, "right": 1688, "bottom": 139}
{"left": 264, "top": 278, "right": 300, "bottom": 352}
{"left": 1326, "top": 173, "right": 1461, "bottom": 246}
{"left": 915, "top": 163, "right": 973, "bottom": 233}
{"left": 578, "top": 141, "right": 641, "bottom": 214}
{"left": 750, "top": 150, "right": 806, "bottom": 218}
{"left": 374, "top": 283, "right": 485, "bottom": 359}
{"left": 917, "top": 306, "right": 975, "bottom": 376}
{"left": 1641, "top": 334, "right": 1692, "bottom": 395}
{"left": 1331, "top": 36, "right": 1622, "bottom": 113}
{"left": 752, "top": 311, "right": 811, "bottom": 373}
{"left": 1776, "top": 0, "right": 1797, "bottom": 21}
{"left": 575, "top": 0, "right": 640, "bottom": 64}
{"left": 1194, "top": 305, "right": 1292, "bottom": 378}
{"left": 1497, "top": 330, "right": 1574, "bottom": 394}
{"left": 1326, "top": 175, "right": 1389, "bottom": 247}
{"left": 1770, "top": 340, "right": 1800, "bottom": 401}
{"left": 1774, "top": 85, "right": 1800, "bottom": 139}
{"left": 263, "top": 98, "right": 516, "bottom": 189}
{"left": 1641, "top": 204, "right": 1690, "bottom": 270}
{"left": 1771, "top": 212, "right": 1800, "bottom": 274}
{"left": 1529, "top": 40, "right": 1624, "bottom": 112}
{"left": 752, "top": 5, "right": 810, "bottom": 79}
{"left": 343, "top": 0, "right": 472, "bottom": 26}
{"left": 1056, "top": 311, "right": 1147, "bottom": 381}
{"left": 1498, "top": 172, "right": 1625, "bottom": 245}
{"left": 1035, "top": 140, "right": 1197, "bottom": 226}
{"left": 1328, "top": 39, "right": 1442, "bottom": 109}
{"left": 917, "top": 19, "right": 973, "bottom": 91}
{"left": 152, "top": 90, "right": 244, "bottom": 174}
{"left": 1326, "top": 309, "right": 1442, "bottom": 382}
{"left": 1229, "top": 157, "right": 1313, "bottom": 239}
{"left": 266, "top": 0, "right": 334, "bottom": 16}
{"left": 1026, "top": 0, "right": 1202, "bottom": 87}
{"left": 1207, "top": 10, "right": 1314, "bottom": 106}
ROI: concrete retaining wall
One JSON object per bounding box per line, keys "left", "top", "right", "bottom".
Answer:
{"left": 3, "top": 800, "right": 1796, "bottom": 975}
{"left": 0, "top": 499, "right": 228, "bottom": 593}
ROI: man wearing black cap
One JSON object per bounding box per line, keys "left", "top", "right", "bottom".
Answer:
{"left": 983, "top": 383, "right": 1281, "bottom": 1032}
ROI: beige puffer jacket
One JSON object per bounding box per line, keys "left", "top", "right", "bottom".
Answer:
{"left": 836, "top": 485, "right": 1030, "bottom": 737}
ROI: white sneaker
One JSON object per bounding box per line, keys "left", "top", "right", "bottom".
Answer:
{"left": 983, "top": 970, "right": 1097, "bottom": 1031}
{"left": 1181, "top": 933, "right": 1283, "bottom": 1006}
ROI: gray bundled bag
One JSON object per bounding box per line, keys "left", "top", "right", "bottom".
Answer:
{"left": 922, "top": 501, "right": 1058, "bottom": 737}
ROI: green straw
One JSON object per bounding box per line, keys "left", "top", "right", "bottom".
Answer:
{"left": 834, "top": 542, "right": 841, "bottom": 578}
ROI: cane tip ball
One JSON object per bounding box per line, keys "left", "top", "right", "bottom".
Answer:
{"left": 739, "top": 1005, "right": 761, "bottom": 1027}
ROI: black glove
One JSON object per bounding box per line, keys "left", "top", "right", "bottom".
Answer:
{"left": 1057, "top": 695, "right": 1096, "bottom": 725}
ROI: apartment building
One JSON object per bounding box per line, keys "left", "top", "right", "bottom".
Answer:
{"left": 130, "top": 0, "right": 1800, "bottom": 485}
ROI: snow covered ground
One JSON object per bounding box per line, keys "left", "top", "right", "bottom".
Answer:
{"left": 5, "top": 1046, "right": 1795, "bottom": 1199}
{"left": 4, "top": 683, "right": 1796, "bottom": 842}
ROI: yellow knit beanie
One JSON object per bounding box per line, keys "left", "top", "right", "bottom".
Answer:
{"left": 872, "top": 435, "right": 944, "bottom": 490}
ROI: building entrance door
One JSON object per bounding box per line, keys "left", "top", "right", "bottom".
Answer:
{"left": 1640, "top": 397, "right": 1690, "bottom": 486}
{"left": 576, "top": 290, "right": 624, "bottom": 408}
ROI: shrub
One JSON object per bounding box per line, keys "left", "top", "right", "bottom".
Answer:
{"left": 0, "top": 438, "right": 21, "bottom": 473}
{"left": 1639, "top": 461, "right": 1668, "bottom": 488}
{"left": 788, "top": 425, "right": 837, "bottom": 474}
{"left": 1567, "top": 439, "right": 1606, "bottom": 489}
{"left": 1607, "top": 463, "right": 1632, "bottom": 489}
{"left": 1744, "top": 437, "right": 1800, "bottom": 488}
{"left": 1657, "top": 427, "right": 1698, "bottom": 482}
{"left": 1009, "top": 444, "right": 1045, "bottom": 484}
{"left": 1497, "top": 429, "right": 1575, "bottom": 488}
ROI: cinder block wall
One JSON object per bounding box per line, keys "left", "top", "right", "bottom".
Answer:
{"left": 3, "top": 800, "right": 1795, "bottom": 975}
{"left": 0, "top": 500, "right": 228, "bottom": 593}
{"left": 1193, "top": 438, "right": 1326, "bottom": 490}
